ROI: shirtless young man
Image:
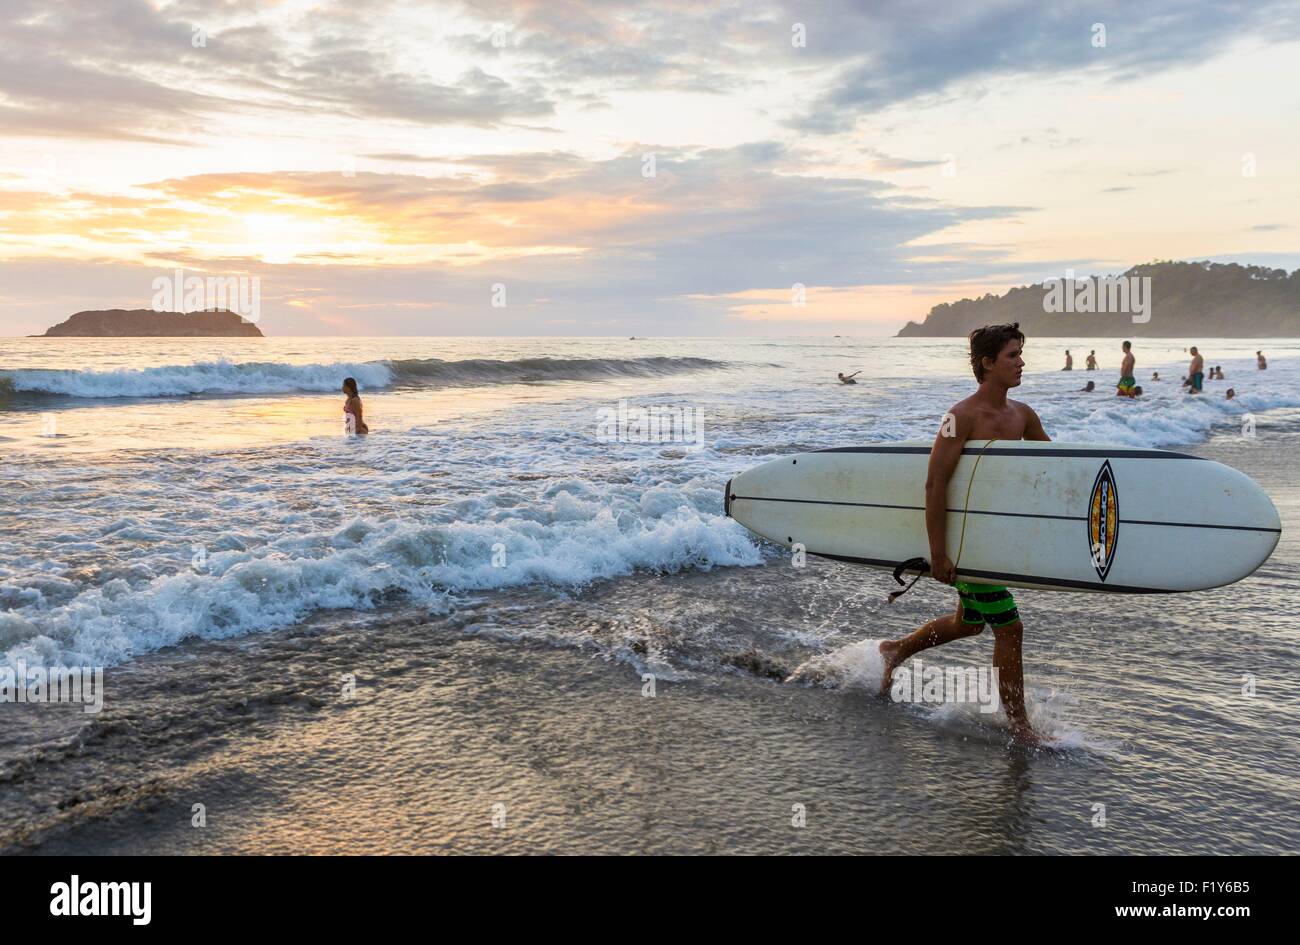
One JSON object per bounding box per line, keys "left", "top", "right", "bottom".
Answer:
{"left": 879, "top": 322, "right": 1051, "bottom": 746}
{"left": 1187, "top": 347, "right": 1204, "bottom": 394}
{"left": 1116, "top": 340, "right": 1137, "bottom": 397}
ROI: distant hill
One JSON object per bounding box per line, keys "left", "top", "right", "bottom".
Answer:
{"left": 897, "top": 261, "right": 1300, "bottom": 337}
{"left": 40, "top": 309, "right": 263, "bottom": 337}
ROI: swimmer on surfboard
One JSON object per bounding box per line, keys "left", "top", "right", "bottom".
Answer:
{"left": 879, "top": 322, "right": 1051, "bottom": 747}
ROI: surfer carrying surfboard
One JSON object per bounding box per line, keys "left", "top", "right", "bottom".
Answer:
{"left": 878, "top": 322, "right": 1051, "bottom": 747}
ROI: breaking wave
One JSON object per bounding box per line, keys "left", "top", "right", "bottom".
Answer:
{"left": 0, "top": 356, "right": 728, "bottom": 400}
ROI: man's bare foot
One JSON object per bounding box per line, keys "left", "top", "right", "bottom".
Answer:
{"left": 1008, "top": 720, "right": 1051, "bottom": 748}
{"left": 878, "top": 640, "right": 902, "bottom": 696}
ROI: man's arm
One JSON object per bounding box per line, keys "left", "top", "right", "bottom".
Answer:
{"left": 1021, "top": 404, "right": 1051, "bottom": 441}
{"left": 925, "top": 409, "right": 969, "bottom": 584}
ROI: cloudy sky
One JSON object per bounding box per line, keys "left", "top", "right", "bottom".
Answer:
{"left": 2, "top": 0, "right": 1298, "bottom": 336}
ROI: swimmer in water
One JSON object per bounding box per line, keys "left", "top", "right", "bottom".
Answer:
{"left": 837, "top": 371, "right": 861, "bottom": 385}
{"left": 1186, "top": 347, "right": 1204, "bottom": 394}
{"left": 1116, "top": 340, "right": 1136, "bottom": 398}
{"left": 1080, "top": 380, "right": 1096, "bottom": 392}
{"left": 342, "top": 377, "right": 369, "bottom": 435}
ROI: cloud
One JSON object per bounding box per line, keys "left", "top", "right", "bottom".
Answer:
{"left": 861, "top": 148, "right": 946, "bottom": 172}
{"left": 0, "top": 142, "right": 1038, "bottom": 334}
{"left": 996, "top": 130, "right": 1085, "bottom": 151}
{"left": 360, "top": 150, "right": 590, "bottom": 181}
{"left": 7, "top": 1, "right": 1293, "bottom": 146}
{"left": 446, "top": 0, "right": 782, "bottom": 95}
{"left": 0, "top": 0, "right": 556, "bottom": 142}
{"left": 782, "top": 0, "right": 1300, "bottom": 134}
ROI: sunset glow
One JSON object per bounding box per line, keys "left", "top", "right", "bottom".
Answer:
{"left": 2, "top": 1, "right": 1298, "bottom": 335}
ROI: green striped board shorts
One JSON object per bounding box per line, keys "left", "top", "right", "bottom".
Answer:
{"left": 955, "top": 582, "right": 1020, "bottom": 628}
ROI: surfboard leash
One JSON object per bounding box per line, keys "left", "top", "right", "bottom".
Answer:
{"left": 953, "top": 438, "right": 998, "bottom": 573}
{"left": 887, "top": 557, "right": 930, "bottom": 603}
{"left": 887, "top": 438, "right": 997, "bottom": 603}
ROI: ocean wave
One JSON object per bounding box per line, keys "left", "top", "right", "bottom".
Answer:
{"left": 1031, "top": 369, "right": 1300, "bottom": 448}
{"left": 0, "top": 355, "right": 727, "bottom": 399}
{"left": 3, "top": 347, "right": 1296, "bottom": 675}
{"left": 0, "top": 495, "right": 762, "bottom": 672}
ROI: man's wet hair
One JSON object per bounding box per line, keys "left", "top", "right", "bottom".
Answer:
{"left": 968, "top": 322, "right": 1025, "bottom": 382}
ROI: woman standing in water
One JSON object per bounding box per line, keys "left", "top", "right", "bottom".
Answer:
{"left": 342, "top": 377, "right": 369, "bottom": 435}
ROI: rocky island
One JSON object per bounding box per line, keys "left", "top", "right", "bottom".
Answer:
{"left": 40, "top": 309, "right": 263, "bottom": 337}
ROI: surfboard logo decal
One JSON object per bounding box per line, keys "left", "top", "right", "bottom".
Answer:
{"left": 1087, "top": 461, "right": 1119, "bottom": 581}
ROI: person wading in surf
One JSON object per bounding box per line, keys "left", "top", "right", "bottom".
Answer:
{"left": 1186, "top": 347, "right": 1204, "bottom": 394}
{"left": 1117, "top": 340, "right": 1137, "bottom": 398}
{"left": 342, "top": 377, "right": 369, "bottom": 435}
{"left": 879, "top": 322, "right": 1050, "bottom": 746}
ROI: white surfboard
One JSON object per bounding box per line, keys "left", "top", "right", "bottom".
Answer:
{"left": 724, "top": 441, "right": 1281, "bottom": 593}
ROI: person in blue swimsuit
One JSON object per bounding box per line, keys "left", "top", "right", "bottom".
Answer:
{"left": 1186, "top": 347, "right": 1204, "bottom": 394}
